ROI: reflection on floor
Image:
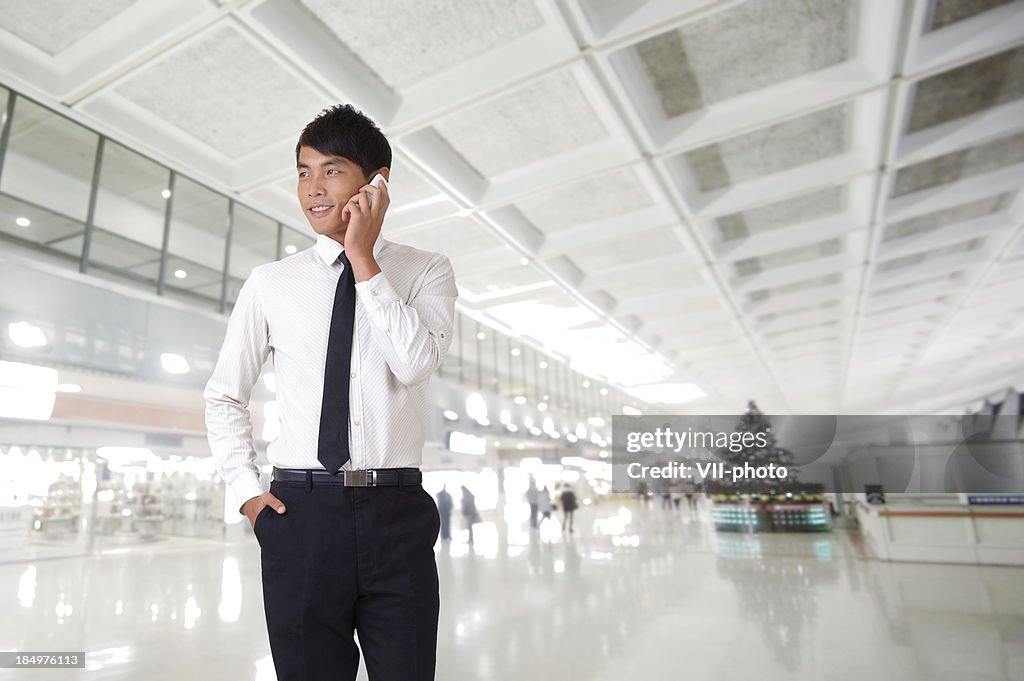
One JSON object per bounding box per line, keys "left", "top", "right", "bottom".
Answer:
{"left": 1, "top": 497, "right": 1022, "bottom": 680}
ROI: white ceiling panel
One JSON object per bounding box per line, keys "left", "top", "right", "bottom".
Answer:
{"left": 0, "top": 0, "right": 135, "bottom": 55}
{"left": 115, "top": 25, "right": 325, "bottom": 159}
{"left": 300, "top": 0, "right": 545, "bottom": 89}
{"left": 433, "top": 70, "right": 610, "bottom": 177}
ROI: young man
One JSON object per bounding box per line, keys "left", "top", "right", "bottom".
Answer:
{"left": 204, "top": 104, "right": 457, "bottom": 681}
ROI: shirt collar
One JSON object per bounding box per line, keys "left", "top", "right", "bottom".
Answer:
{"left": 314, "top": 234, "right": 387, "bottom": 265}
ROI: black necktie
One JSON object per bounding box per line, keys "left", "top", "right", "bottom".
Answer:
{"left": 317, "top": 251, "right": 356, "bottom": 473}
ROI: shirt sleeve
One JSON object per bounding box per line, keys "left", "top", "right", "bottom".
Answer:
{"left": 355, "top": 254, "right": 457, "bottom": 386}
{"left": 203, "top": 269, "right": 271, "bottom": 512}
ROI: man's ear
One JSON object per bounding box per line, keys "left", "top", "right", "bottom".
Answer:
{"left": 378, "top": 167, "right": 391, "bottom": 183}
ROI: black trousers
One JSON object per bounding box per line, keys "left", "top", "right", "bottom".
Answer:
{"left": 254, "top": 478, "right": 441, "bottom": 681}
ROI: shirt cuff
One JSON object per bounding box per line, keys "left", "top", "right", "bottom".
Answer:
{"left": 355, "top": 271, "right": 401, "bottom": 314}
{"left": 229, "top": 471, "right": 267, "bottom": 514}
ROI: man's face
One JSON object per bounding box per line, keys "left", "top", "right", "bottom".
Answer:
{"left": 296, "top": 146, "right": 369, "bottom": 239}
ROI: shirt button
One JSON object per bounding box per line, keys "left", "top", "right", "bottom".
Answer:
{"left": 350, "top": 372, "right": 356, "bottom": 378}
{"left": 354, "top": 421, "right": 361, "bottom": 427}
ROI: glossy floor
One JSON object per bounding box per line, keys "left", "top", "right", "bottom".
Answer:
{"left": 2, "top": 499, "right": 1022, "bottom": 680}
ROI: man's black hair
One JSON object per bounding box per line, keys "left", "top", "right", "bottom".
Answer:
{"left": 295, "top": 104, "right": 391, "bottom": 178}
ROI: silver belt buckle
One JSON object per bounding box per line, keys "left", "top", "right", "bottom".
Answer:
{"left": 345, "top": 469, "right": 375, "bottom": 487}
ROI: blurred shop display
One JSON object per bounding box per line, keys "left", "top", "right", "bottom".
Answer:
{"left": 707, "top": 402, "right": 832, "bottom": 533}
{"left": 0, "top": 443, "right": 227, "bottom": 561}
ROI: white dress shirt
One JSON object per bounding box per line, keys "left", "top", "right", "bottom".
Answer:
{"left": 204, "top": 234, "right": 457, "bottom": 510}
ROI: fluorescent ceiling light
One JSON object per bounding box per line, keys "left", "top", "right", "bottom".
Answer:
{"left": 449, "top": 431, "right": 486, "bottom": 456}
{"left": 443, "top": 409, "right": 459, "bottom": 421}
{"left": 160, "top": 353, "right": 191, "bottom": 375}
{"left": 465, "top": 392, "right": 487, "bottom": 422}
{"left": 622, "top": 406, "right": 643, "bottom": 416}
{"left": 285, "top": 245, "right": 297, "bottom": 255}
{"left": 15, "top": 217, "right": 31, "bottom": 227}
{"left": 8, "top": 322, "right": 47, "bottom": 348}
{"left": 174, "top": 270, "right": 188, "bottom": 279}
{"left": 627, "top": 383, "right": 706, "bottom": 404}
{"left": 0, "top": 360, "right": 58, "bottom": 420}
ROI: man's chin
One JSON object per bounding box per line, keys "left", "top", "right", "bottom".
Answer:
{"left": 310, "top": 220, "right": 347, "bottom": 236}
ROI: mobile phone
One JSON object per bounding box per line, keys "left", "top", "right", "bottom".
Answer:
{"left": 367, "top": 173, "right": 387, "bottom": 207}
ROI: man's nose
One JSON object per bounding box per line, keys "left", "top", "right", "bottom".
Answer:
{"left": 307, "top": 177, "right": 325, "bottom": 196}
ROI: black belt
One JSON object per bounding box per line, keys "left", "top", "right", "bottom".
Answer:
{"left": 273, "top": 467, "right": 421, "bottom": 487}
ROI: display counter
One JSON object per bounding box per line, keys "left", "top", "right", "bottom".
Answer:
{"left": 710, "top": 489, "right": 833, "bottom": 533}
{"left": 853, "top": 495, "right": 1024, "bottom": 566}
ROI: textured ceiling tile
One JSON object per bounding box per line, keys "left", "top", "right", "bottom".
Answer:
{"left": 0, "top": 0, "right": 134, "bottom": 55}
{"left": 925, "top": 0, "right": 1012, "bottom": 31}
{"left": 734, "top": 238, "right": 841, "bottom": 276}
{"left": 883, "top": 193, "right": 1008, "bottom": 241}
{"left": 876, "top": 237, "right": 984, "bottom": 272}
{"left": 115, "top": 27, "right": 325, "bottom": 158}
{"left": 633, "top": 30, "right": 704, "bottom": 118}
{"left": 763, "top": 319, "right": 839, "bottom": 339}
{"left": 300, "top": 0, "right": 544, "bottom": 89}
{"left": 434, "top": 70, "right": 610, "bottom": 177}
{"left": 907, "top": 46, "right": 1024, "bottom": 133}
{"left": 683, "top": 104, "right": 849, "bottom": 192}
{"left": 892, "top": 131, "right": 1024, "bottom": 196}
{"left": 565, "top": 227, "right": 683, "bottom": 272}
{"left": 516, "top": 168, "right": 652, "bottom": 233}
{"left": 870, "top": 271, "right": 964, "bottom": 298}
{"left": 757, "top": 299, "right": 841, "bottom": 323}
{"left": 634, "top": 0, "right": 853, "bottom": 118}
{"left": 716, "top": 185, "right": 844, "bottom": 240}
{"left": 746, "top": 273, "right": 842, "bottom": 303}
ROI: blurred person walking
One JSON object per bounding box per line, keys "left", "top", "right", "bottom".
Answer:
{"left": 560, "top": 485, "right": 578, "bottom": 534}
{"left": 461, "top": 485, "right": 479, "bottom": 543}
{"left": 526, "top": 477, "right": 540, "bottom": 529}
{"left": 437, "top": 485, "right": 453, "bottom": 541}
{"left": 537, "top": 486, "right": 553, "bottom": 526}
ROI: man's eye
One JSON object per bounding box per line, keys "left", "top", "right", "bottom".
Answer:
{"left": 298, "top": 172, "right": 308, "bottom": 178}
{"left": 327, "top": 169, "right": 338, "bottom": 175}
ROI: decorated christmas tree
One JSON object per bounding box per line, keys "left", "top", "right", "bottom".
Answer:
{"left": 716, "top": 400, "right": 795, "bottom": 487}
{"left": 707, "top": 401, "right": 831, "bottom": 533}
